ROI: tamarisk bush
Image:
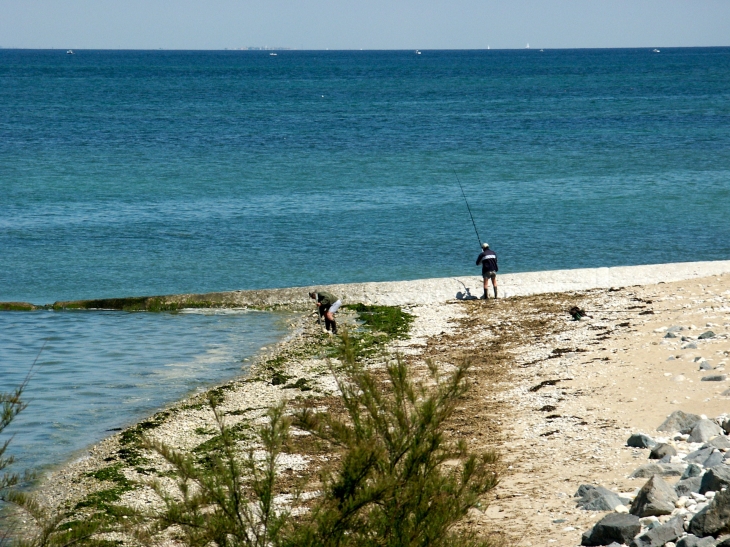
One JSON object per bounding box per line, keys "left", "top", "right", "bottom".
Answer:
{"left": 133, "top": 331, "right": 500, "bottom": 547}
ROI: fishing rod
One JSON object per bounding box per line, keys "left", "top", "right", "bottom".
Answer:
{"left": 453, "top": 170, "right": 482, "bottom": 247}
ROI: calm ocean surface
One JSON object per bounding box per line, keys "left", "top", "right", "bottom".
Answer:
{"left": 1, "top": 48, "right": 730, "bottom": 476}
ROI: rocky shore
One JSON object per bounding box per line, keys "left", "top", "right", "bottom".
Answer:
{"left": 16, "top": 262, "right": 730, "bottom": 546}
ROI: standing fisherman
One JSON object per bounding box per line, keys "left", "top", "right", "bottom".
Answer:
{"left": 476, "top": 243, "right": 498, "bottom": 299}
{"left": 309, "top": 290, "right": 341, "bottom": 334}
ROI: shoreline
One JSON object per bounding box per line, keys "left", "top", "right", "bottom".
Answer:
{"left": 5, "top": 259, "right": 730, "bottom": 312}
{"left": 10, "top": 260, "right": 730, "bottom": 545}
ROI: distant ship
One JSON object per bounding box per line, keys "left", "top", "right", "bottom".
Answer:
{"left": 415, "top": 50, "right": 421, "bottom": 55}
{"left": 526, "top": 43, "right": 530, "bottom": 49}
{"left": 653, "top": 49, "right": 660, "bottom": 53}
{"left": 66, "top": 50, "right": 75, "bottom": 55}
{"left": 269, "top": 52, "right": 277, "bottom": 56}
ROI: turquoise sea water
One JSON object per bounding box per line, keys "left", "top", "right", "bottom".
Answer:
{"left": 1, "top": 48, "right": 730, "bottom": 478}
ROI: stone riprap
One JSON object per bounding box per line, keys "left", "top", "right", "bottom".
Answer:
{"left": 582, "top": 409, "right": 730, "bottom": 546}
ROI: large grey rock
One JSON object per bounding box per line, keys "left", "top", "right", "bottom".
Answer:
{"left": 683, "top": 463, "right": 705, "bottom": 479}
{"left": 630, "top": 475, "right": 678, "bottom": 517}
{"left": 650, "top": 443, "right": 677, "bottom": 460}
{"left": 687, "top": 447, "right": 717, "bottom": 465}
{"left": 658, "top": 410, "right": 702, "bottom": 433}
{"left": 702, "top": 375, "right": 728, "bottom": 382}
{"left": 630, "top": 462, "right": 686, "bottom": 478}
{"left": 677, "top": 535, "right": 719, "bottom": 547}
{"left": 705, "top": 451, "right": 725, "bottom": 469}
{"left": 689, "top": 486, "right": 730, "bottom": 537}
{"left": 690, "top": 419, "right": 725, "bottom": 443}
{"left": 630, "top": 516, "right": 684, "bottom": 547}
{"left": 575, "top": 484, "right": 630, "bottom": 511}
{"left": 717, "top": 537, "right": 730, "bottom": 546}
{"left": 706, "top": 436, "right": 730, "bottom": 450}
{"left": 700, "top": 466, "right": 730, "bottom": 494}
{"left": 628, "top": 433, "right": 658, "bottom": 448}
{"left": 700, "top": 331, "right": 717, "bottom": 340}
{"left": 676, "top": 476, "right": 704, "bottom": 496}
{"left": 582, "top": 513, "right": 642, "bottom": 546}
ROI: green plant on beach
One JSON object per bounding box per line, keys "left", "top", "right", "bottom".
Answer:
{"left": 118, "top": 327, "right": 499, "bottom": 547}
{"left": 286, "top": 332, "right": 499, "bottom": 547}
{"left": 127, "top": 398, "right": 292, "bottom": 547}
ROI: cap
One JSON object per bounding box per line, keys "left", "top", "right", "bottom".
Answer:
{"left": 481, "top": 243, "right": 489, "bottom": 249}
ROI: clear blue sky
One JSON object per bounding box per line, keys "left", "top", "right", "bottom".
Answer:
{"left": 1, "top": 0, "right": 728, "bottom": 50}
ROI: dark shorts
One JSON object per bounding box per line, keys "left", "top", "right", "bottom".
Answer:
{"left": 482, "top": 271, "right": 496, "bottom": 280}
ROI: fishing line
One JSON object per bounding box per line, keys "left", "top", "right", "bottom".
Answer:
{"left": 453, "top": 169, "right": 482, "bottom": 247}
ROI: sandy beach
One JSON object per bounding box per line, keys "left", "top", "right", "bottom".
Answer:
{"left": 24, "top": 260, "right": 730, "bottom": 546}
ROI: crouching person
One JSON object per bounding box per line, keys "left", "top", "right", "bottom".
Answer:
{"left": 309, "top": 290, "right": 341, "bottom": 334}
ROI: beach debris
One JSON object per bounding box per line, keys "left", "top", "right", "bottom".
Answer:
{"left": 570, "top": 306, "right": 591, "bottom": 320}
{"left": 701, "top": 375, "right": 727, "bottom": 382}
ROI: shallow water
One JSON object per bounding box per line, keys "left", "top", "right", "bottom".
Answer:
{"left": 0, "top": 308, "right": 291, "bottom": 478}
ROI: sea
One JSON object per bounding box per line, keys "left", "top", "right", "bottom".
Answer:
{"left": 1, "top": 48, "right": 730, "bottom": 479}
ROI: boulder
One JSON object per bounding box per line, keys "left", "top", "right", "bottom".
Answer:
{"left": 717, "top": 537, "right": 730, "bottom": 546}
{"left": 690, "top": 420, "right": 725, "bottom": 443}
{"left": 628, "top": 433, "right": 658, "bottom": 448}
{"left": 677, "top": 535, "right": 720, "bottom": 546}
{"left": 676, "top": 476, "right": 704, "bottom": 497}
{"left": 658, "top": 411, "right": 702, "bottom": 433}
{"left": 665, "top": 332, "right": 678, "bottom": 339}
{"left": 582, "top": 513, "right": 642, "bottom": 546}
{"left": 702, "top": 375, "right": 728, "bottom": 382}
{"left": 576, "top": 484, "right": 630, "bottom": 511}
{"left": 630, "top": 516, "right": 684, "bottom": 547}
{"left": 687, "top": 447, "right": 716, "bottom": 465}
{"left": 689, "top": 487, "right": 730, "bottom": 538}
{"left": 699, "top": 331, "right": 717, "bottom": 340}
{"left": 683, "top": 463, "right": 705, "bottom": 479}
{"left": 630, "top": 463, "right": 687, "bottom": 479}
{"left": 650, "top": 443, "right": 677, "bottom": 460}
{"left": 706, "top": 436, "right": 730, "bottom": 450}
{"left": 630, "top": 475, "right": 678, "bottom": 517}
{"left": 700, "top": 467, "right": 730, "bottom": 494}
{"left": 705, "top": 451, "right": 725, "bottom": 469}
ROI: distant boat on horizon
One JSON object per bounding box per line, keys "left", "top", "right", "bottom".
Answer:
{"left": 415, "top": 50, "right": 421, "bottom": 55}
{"left": 269, "top": 52, "right": 277, "bottom": 56}
{"left": 66, "top": 50, "right": 74, "bottom": 55}
{"left": 526, "top": 43, "right": 530, "bottom": 49}
{"left": 653, "top": 49, "right": 660, "bottom": 53}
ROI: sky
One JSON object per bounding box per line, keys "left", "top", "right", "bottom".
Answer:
{"left": 0, "top": 0, "right": 728, "bottom": 50}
